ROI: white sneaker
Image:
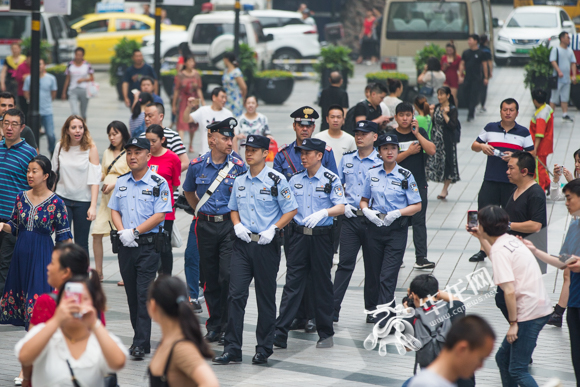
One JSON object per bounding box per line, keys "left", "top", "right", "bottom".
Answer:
{"left": 198, "top": 287, "right": 205, "bottom": 304}
{"left": 542, "top": 378, "right": 562, "bottom": 387}
{"left": 14, "top": 377, "right": 23, "bottom": 386}
{"left": 333, "top": 254, "right": 339, "bottom": 265}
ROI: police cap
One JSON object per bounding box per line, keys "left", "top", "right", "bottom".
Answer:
{"left": 376, "top": 133, "right": 400, "bottom": 148}
{"left": 125, "top": 137, "right": 151, "bottom": 151}
{"left": 207, "top": 117, "right": 237, "bottom": 137}
{"left": 290, "top": 106, "right": 319, "bottom": 125}
{"left": 245, "top": 134, "right": 270, "bottom": 150}
{"left": 354, "top": 120, "right": 379, "bottom": 133}
{"left": 296, "top": 138, "right": 326, "bottom": 153}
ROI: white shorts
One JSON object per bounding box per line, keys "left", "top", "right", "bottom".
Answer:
{"left": 551, "top": 82, "right": 571, "bottom": 104}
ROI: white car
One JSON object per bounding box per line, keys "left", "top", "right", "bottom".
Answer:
{"left": 494, "top": 6, "right": 575, "bottom": 65}
{"left": 249, "top": 10, "right": 320, "bottom": 71}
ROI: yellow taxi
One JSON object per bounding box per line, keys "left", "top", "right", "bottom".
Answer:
{"left": 70, "top": 13, "right": 185, "bottom": 64}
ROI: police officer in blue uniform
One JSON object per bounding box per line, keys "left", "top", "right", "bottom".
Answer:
{"left": 273, "top": 138, "right": 346, "bottom": 349}
{"left": 108, "top": 137, "right": 172, "bottom": 359}
{"left": 183, "top": 118, "right": 247, "bottom": 344}
{"left": 273, "top": 106, "right": 338, "bottom": 332}
{"left": 212, "top": 135, "right": 298, "bottom": 365}
{"left": 333, "top": 120, "right": 382, "bottom": 323}
{"left": 360, "top": 134, "right": 422, "bottom": 312}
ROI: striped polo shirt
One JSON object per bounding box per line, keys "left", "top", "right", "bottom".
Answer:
{"left": 476, "top": 121, "right": 534, "bottom": 184}
{"left": 0, "top": 139, "right": 37, "bottom": 220}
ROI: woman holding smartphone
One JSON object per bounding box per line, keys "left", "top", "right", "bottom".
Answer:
{"left": 0, "top": 155, "right": 72, "bottom": 329}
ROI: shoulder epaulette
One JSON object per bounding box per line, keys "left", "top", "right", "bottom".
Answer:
{"left": 343, "top": 149, "right": 356, "bottom": 155}
{"left": 119, "top": 171, "right": 131, "bottom": 177}
{"left": 398, "top": 168, "right": 412, "bottom": 178}
{"left": 325, "top": 145, "right": 332, "bottom": 152}
{"left": 291, "top": 169, "right": 305, "bottom": 177}
{"left": 369, "top": 164, "right": 382, "bottom": 170}
{"left": 232, "top": 157, "right": 244, "bottom": 167}
{"left": 278, "top": 143, "right": 290, "bottom": 152}
{"left": 268, "top": 171, "right": 282, "bottom": 184}
{"left": 237, "top": 170, "right": 248, "bottom": 176}
{"left": 190, "top": 156, "right": 204, "bottom": 165}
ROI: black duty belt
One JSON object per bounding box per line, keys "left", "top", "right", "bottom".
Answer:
{"left": 292, "top": 223, "right": 333, "bottom": 236}
{"left": 198, "top": 212, "right": 231, "bottom": 223}
{"left": 350, "top": 209, "right": 364, "bottom": 217}
{"left": 136, "top": 233, "right": 156, "bottom": 245}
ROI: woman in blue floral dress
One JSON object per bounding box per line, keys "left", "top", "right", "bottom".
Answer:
{"left": 0, "top": 155, "right": 72, "bottom": 328}
{"left": 222, "top": 52, "right": 247, "bottom": 117}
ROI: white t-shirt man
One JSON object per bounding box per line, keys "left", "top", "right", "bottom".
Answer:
{"left": 190, "top": 105, "right": 233, "bottom": 155}
{"left": 314, "top": 130, "right": 356, "bottom": 165}
{"left": 490, "top": 234, "right": 553, "bottom": 322}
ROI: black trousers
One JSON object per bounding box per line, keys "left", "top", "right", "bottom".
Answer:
{"left": 568, "top": 307, "right": 580, "bottom": 386}
{"left": 0, "top": 229, "right": 16, "bottom": 295}
{"left": 159, "top": 219, "right": 173, "bottom": 275}
{"left": 118, "top": 243, "right": 159, "bottom": 349}
{"left": 463, "top": 78, "right": 483, "bottom": 119}
{"left": 410, "top": 185, "right": 428, "bottom": 259}
{"left": 197, "top": 219, "right": 234, "bottom": 333}
{"left": 224, "top": 238, "right": 281, "bottom": 358}
{"left": 478, "top": 180, "right": 515, "bottom": 210}
{"left": 365, "top": 219, "right": 408, "bottom": 306}
{"left": 333, "top": 216, "right": 373, "bottom": 317}
{"left": 276, "top": 232, "right": 334, "bottom": 340}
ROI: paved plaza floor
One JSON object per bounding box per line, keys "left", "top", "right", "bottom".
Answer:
{"left": 0, "top": 57, "right": 578, "bottom": 386}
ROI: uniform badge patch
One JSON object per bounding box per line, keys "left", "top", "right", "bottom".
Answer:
{"left": 411, "top": 182, "right": 418, "bottom": 192}
{"left": 238, "top": 186, "right": 245, "bottom": 191}
{"left": 119, "top": 186, "right": 127, "bottom": 191}
{"left": 391, "top": 181, "right": 401, "bottom": 186}
{"left": 162, "top": 190, "right": 169, "bottom": 201}
{"left": 260, "top": 188, "right": 270, "bottom": 195}
{"left": 281, "top": 187, "right": 291, "bottom": 200}
{"left": 142, "top": 190, "right": 152, "bottom": 196}
{"left": 334, "top": 185, "right": 343, "bottom": 196}
{"left": 346, "top": 163, "right": 353, "bottom": 168}
{"left": 371, "top": 177, "right": 379, "bottom": 182}
{"left": 294, "top": 184, "right": 303, "bottom": 189}
{"left": 315, "top": 187, "right": 326, "bottom": 192}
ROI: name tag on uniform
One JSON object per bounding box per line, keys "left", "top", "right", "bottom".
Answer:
{"left": 391, "top": 181, "right": 401, "bottom": 186}
{"left": 294, "top": 184, "right": 303, "bottom": 189}
{"left": 119, "top": 186, "right": 127, "bottom": 191}
{"left": 371, "top": 177, "right": 379, "bottom": 182}
{"left": 260, "top": 189, "right": 270, "bottom": 195}
{"left": 315, "top": 187, "right": 326, "bottom": 192}
{"left": 142, "top": 190, "right": 152, "bottom": 195}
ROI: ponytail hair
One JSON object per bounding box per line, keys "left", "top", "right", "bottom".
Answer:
{"left": 57, "top": 269, "right": 107, "bottom": 314}
{"left": 132, "top": 92, "right": 153, "bottom": 120}
{"left": 387, "top": 78, "right": 402, "bottom": 94}
{"left": 437, "top": 86, "right": 456, "bottom": 106}
{"left": 148, "top": 276, "right": 213, "bottom": 359}
{"left": 145, "top": 124, "right": 167, "bottom": 148}
{"left": 414, "top": 95, "right": 431, "bottom": 117}
{"left": 29, "top": 155, "right": 57, "bottom": 191}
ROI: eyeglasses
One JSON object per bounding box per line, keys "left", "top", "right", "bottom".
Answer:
{"left": 2, "top": 121, "right": 22, "bottom": 128}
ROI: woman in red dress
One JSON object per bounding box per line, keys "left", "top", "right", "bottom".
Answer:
{"left": 440, "top": 42, "right": 461, "bottom": 103}
{"left": 357, "top": 10, "right": 377, "bottom": 64}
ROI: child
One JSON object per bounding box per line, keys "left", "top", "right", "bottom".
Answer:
{"left": 530, "top": 89, "right": 554, "bottom": 191}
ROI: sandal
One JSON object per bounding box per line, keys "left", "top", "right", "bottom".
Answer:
{"left": 117, "top": 281, "right": 124, "bottom": 286}
{"left": 436, "top": 194, "right": 448, "bottom": 200}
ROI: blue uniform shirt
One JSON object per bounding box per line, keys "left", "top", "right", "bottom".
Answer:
{"left": 273, "top": 140, "right": 338, "bottom": 180}
{"left": 362, "top": 163, "right": 421, "bottom": 214}
{"left": 108, "top": 169, "right": 173, "bottom": 232}
{"left": 228, "top": 166, "right": 298, "bottom": 233}
{"left": 559, "top": 218, "right": 580, "bottom": 308}
{"left": 338, "top": 149, "right": 382, "bottom": 208}
{"left": 289, "top": 166, "right": 346, "bottom": 227}
{"left": 182, "top": 152, "right": 247, "bottom": 215}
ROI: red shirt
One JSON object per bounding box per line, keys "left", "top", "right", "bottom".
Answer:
{"left": 14, "top": 61, "right": 31, "bottom": 97}
{"left": 529, "top": 103, "right": 554, "bottom": 156}
{"left": 30, "top": 292, "right": 106, "bottom": 326}
{"left": 148, "top": 149, "right": 181, "bottom": 220}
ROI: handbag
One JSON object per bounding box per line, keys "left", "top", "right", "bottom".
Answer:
{"left": 418, "top": 71, "right": 434, "bottom": 96}
{"left": 86, "top": 81, "right": 99, "bottom": 99}
{"left": 171, "top": 224, "right": 183, "bottom": 248}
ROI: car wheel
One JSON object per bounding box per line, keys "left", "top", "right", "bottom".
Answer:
{"left": 272, "top": 48, "right": 302, "bottom": 72}
{"left": 494, "top": 57, "right": 508, "bottom": 66}
{"left": 163, "top": 47, "right": 180, "bottom": 59}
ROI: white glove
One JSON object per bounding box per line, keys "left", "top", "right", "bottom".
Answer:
{"left": 126, "top": 240, "right": 139, "bottom": 248}
{"left": 258, "top": 225, "right": 277, "bottom": 245}
{"left": 234, "top": 223, "right": 252, "bottom": 243}
{"left": 363, "top": 207, "right": 383, "bottom": 227}
{"left": 303, "top": 209, "right": 329, "bottom": 228}
{"left": 344, "top": 204, "right": 357, "bottom": 219}
{"left": 119, "top": 229, "right": 136, "bottom": 247}
{"left": 383, "top": 210, "right": 402, "bottom": 227}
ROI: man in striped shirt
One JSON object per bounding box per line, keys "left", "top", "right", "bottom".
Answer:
{"left": 469, "top": 98, "right": 534, "bottom": 262}
{"left": 0, "top": 108, "right": 37, "bottom": 292}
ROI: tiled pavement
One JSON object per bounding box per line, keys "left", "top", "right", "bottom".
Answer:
{"left": 0, "top": 52, "right": 578, "bottom": 386}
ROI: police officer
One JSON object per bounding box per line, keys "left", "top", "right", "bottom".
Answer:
{"left": 333, "top": 120, "right": 382, "bottom": 323}
{"left": 273, "top": 138, "right": 346, "bottom": 349}
{"left": 108, "top": 137, "right": 172, "bottom": 359}
{"left": 360, "top": 134, "right": 422, "bottom": 313}
{"left": 273, "top": 106, "right": 338, "bottom": 332}
{"left": 212, "top": 135, "right": 298, "bottom": 365}
{"left": 182, "top": 117, "right": 246, "bottom": 344}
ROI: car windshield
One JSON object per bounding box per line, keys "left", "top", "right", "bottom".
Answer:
{"left": 386, "top": 2, "right": 469, "bottom": 40}
{"left": 506, "top": 12, "right": 558, "bottom": 28}
{"left": 0, "top": 15, "right": 28, "bottom": 39}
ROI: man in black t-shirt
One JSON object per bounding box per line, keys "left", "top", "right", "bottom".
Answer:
{"left": 122, "top": 49, "right": 158, "bottom": 109}
{"left": 319, "top": 71, "right": 349, "bottom": 131}
{"left": 459, "top": 34, "right": 489, "bottom": 122}
{"left": 386, "top": 102, "right": 437, "bottom": 269}
{"left": 354, "top": 83, "right": 392, "bottom": 132}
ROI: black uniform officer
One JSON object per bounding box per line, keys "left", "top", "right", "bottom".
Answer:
{"left": 273, "top": 138, "right": 346, "bottom": 349}
{"left": 360, "top": 134, "right": 422, "bottom": 313}
{"left": 212, "top": 135, "right": 298, "bottom": 365}
{"left": 108, "top": 137, "right": 172, "bottom": 359}
{"left": 182, "top": 118, "right": 247, "bottom": 343}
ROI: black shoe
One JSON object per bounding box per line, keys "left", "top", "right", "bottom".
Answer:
{"left": 305, "top": 319, "right": 316, "bottom": 333}
{"left": 129, "top": 345, "right": 150, "bottom": 355}
{"left": 205, "top": 331, "right": 221, "bottom": 342}
{"left": 316, "top": 336, "right": 334, "bottom": 348}
{"left": 132, "top": 346, "right": 145, "bottom": 360}
{"left": 366, "top": 315, "right": 377, "bottom": 324}
{"left": 414, "top": 257, "right": 436, "bottom": 269}
{"left": 218, "top": 332, "right": 225, "bottom": 345}
{"left": 289, "top": 318, "right": 306, "bottom": 330}
{"left": 467, "top": 116, "right": 474, "bottom": 122}
{"left": 469, "top": 251, "right": 487, "bottom": 262}
{"left": 190, "top": 299, "right": 202, "bottom": 314}
{"left": 547, "top": 311, "right": 563, "bottom": 327}
{"left": 252, "top": 352, "right": 268, "bottom": 364}
{"left": 273, "top": 334, "right": 287, "bottom": 348}
{"left": 212, "top": 352, "right": 242, "bottom": 365}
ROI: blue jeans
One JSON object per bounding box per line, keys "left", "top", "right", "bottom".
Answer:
{"left": 495, "top": 314, "right": 550, "bottom": 387}
{"left": 41, "top": 114, "right": 55, "bottom": 154}
{"left": 184, "top": 218, "right": 200, "bottom": 299}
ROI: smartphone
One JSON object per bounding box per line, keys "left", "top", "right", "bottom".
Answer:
{"left": 64, "top": 282, "right": 84, "bottom": 318}
{"left": 493, "top": 149, "right": 505, "bottom": 157}
{"left": 467, "top": 210, "right": 478, "bottom": 230}
{"left": 559, "top": 254, "right": 578, "bottom": 265}
{"left": 131, "top": 88, "right": 140, "bottom": 95}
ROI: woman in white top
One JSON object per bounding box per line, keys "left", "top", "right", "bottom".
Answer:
{"left": 551, "top": 149, "right": 580, "bottom": 200}
{"left": 62, "top": 47, "right": 94, "bottom": 121}
{"left": 233, "top": 95, "right": 272, "bottom": 155}
{"left": 383, "top": 79, "right": 404, "bottom": 129}
{"left": 52, "top": 115, "right": 100, "bottom": 256}
{"left": 417, "top": 57, "right": 447, "bottom": 105}
{"left": 16, "top": 275, "right": 127, "bottom": 387}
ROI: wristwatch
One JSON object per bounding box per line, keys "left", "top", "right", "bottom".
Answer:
{"left": 133, "top": 229, "right": 140, "bottom": 239}
{"left": 507, "top": 222, "right": 512, "bottom": 232}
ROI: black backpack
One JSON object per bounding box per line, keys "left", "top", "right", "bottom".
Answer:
{"left": 344, "top": 102, "right": 370, "bottom": 136}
